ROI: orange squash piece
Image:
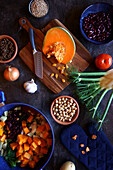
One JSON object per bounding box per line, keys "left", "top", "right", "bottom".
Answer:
{"left": 24, "top": 143, "right": 30, "bottom": 151}
{"left": 45, "top": 123, "right": 51, "bottom": 131}
{"left": 23, "top": 152, "right": 31, "bottom": 159}
{"left": 0, "top": 128, "right": 3, "bottom": 136}
{"left": 42, "top": 27, "right": 76, "bottom": 64}
{"left": 22, "top": 121, "right": 26, "bottom": 127}
{"left": 16, "top": 151, "right": 22, "bottom": 157}
{"left": 37, "top": 125, "right": 45, "bottom": 132}
{"left": 17, "top": 134, "right": 28, "bottom": 145}
{"left": 20, "top": 163, "right": 27, "bottom": 167}
{"left": 10, "top": 142, "right": 18, "bottom": 150}
{"left": 40, "top": 147, "right": 48, "bottom": 154}
{"left": 0, "top": 134, "right": 6, "bottom": 142}
{"left": 22, "top": 158, "right": 29, "bottom": 165}
{"left": 28, "top": 149, "right": 33, "bottom": 156}
{"left": 28, "top": 136, "right": 32, "bottom": 144}
{"left": 40, "top": 138, "right": 47, "bottom": 147}
{"left": 31, "top": 142, "right": 37, "bottom": 149}
{"left": 17, "top": 145, "right": 24, "bottom": 154}
{"left": 33, "top": 155, "right": 39, "bottom": 163}
{"left": 27, "top": 115, "right": 33, "bottom": 123}
{"left": 33, "top": 137, "right": 41, "bottom": 145}
{"left": 43, "top": 131, "right": 49, "bottom": 138}
{"left": 0, "top": 121, "right": 5, "bottom": 127}
{"left": 47, "top": 138, "right": 53, "bottom": 146}
{"left": 29, "top": 160, "right": 36, "bottom": 169}
{"left": 34, "top": 146, "right": 40, "bottom": 154}
{"left": 23, "top": 127, "right": 30, "bottom": 134}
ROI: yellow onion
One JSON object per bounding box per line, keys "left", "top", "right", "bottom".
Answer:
{"left": 4, "top": 66, "right": 20, "bottom": 81}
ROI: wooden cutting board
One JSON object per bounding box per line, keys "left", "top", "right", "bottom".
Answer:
{"left": 19, "top": 17, "right": 93, "bottom": 93}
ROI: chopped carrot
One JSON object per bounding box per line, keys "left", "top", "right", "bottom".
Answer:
{"left": 37, "top": 125, "right": 45, "bottom": 132}
{"left": 0, "top": 134, "right": 6, "bottom": 142}
{"left": 31, "top": 142, "right": 37, "bottom": 149}
{"left": 45, "top": 123, "right": 51, "bottom": 131}
{"left": 24, "top": 143, "right": 29, "bottom": 151}
{"left": 23, "top": 152, "right": 31, "bottom": 159}
{"left": 43, "top": 131, "right": 49, "bottom": 138}
{"left": 40, "top": 138, "right": 47, "bottom": 147}
{"left": 33, "top": 155, "right": 39, "bottom": 163}
{"left": 27, "top": 115, "right": 33, "bottom": 123}
{"left": 20, "top": 163, "right": 27, "bottom": 167}
{"left": 23, "top": 127, "right": 30, "bottom": 134}
{"left": 0, "top": 121, "right": 5, "bottom": 127}
{"left": 0, "top": 128, "right": 3, "bottom": 136}
{"left": 34, "top": 146, "right": 40, "bottom": 154}
{"left": 29, "top": 160, "right": 36, "bottom": 169}
{"left": 47, "top": 138, "right": 53, "bottom": 146}
{"left": 22, "top": 158, "right": 29, "bottom": 165}
{"left": 28, "top": 149, "right": 33, "bottom": 156}
{"left": 10, "top": 142, "right": 18, "bottom": 150}
{"left": 22, "top": 121, "right": 26, "bottom": 127}
{"left": 28, "top": 136, "right": 32, "bottom": 144}
{"left": 40, "top": 147, "right": 48, "bottom": 154}
{"left": 33, "top": 137, "right": 41, "bottom": 145}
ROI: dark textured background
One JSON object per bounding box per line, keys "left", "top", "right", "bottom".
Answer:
{"left": 0, "top": 0, "right": 113, "bottom": 170}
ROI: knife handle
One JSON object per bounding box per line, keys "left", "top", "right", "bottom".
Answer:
{"left": 29, "top": 28, "right": 36, "bottom": 51}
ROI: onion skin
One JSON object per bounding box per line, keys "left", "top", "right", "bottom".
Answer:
{"left": 4, "top": 66, "right": 20, "bottom": 81}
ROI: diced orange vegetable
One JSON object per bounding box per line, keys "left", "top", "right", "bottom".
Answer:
{"left": 22, "top": 121, "right": 26, "bottom": 127}
{"left": 20, "top": 163, "right": 27, "bottom": 167}
{"left": 17, "top": 145, "right": 24, "bottom": 154}
{"left": 23, "top": 127, "right": 30, "bottom": 134}
{"left": 28, "top": 136, "right": 32, "bottom": 144}
{"left": 40, "top": 147, "right": 48, "bottom": 154}
{"left": 31, "top": 142, "right": 37, "bottom": 149}
{"left": 0, "top": 128, "right": 3, "bottom": 136}
{"left": 30, "top": 145, "right": 35, "bottom": 151}
{"left": 0, "top": 134, "right": 7, "bottom": 142}
{"left": 47, "top": 138, "right": 53, "bottom": 146}
{"left": 22, "top": 158, "right": 29, "bottom": 164}
{"left": 24, "top": 143, "right": 29, "bottom": 151}
{"left": 33, "top": 137, "right": 41, "bottom": 145}
{"left": 34, "top": 146, "right": 40, "bottom": 154}
{"left": 16, "top": 151, "right": 22, "bottom": 157}
{"left": 27, "top": 115, "right": 33, "bottom": 123}
{"left": 29, "top": 160, "right": 36, "bottom": 169}
{"left": 43, "top": 131, "right": 49, "bottom": 138}
{"left": 10, "top": 142, "right": 18, "bottom": 150}
{"left": 18, "top": 154, "right": 24, "bottom": 161}
{"left": 28, "top": 149, "right": 33, "bottom": 156}
{"left": 0, "top": 121, "right": 5, "bottom": 127}
{"left": 45, "top": 123, "right": 51, "bottom": 131}
{"left": 37, "top": 125, "right": 45, "bottom": 132}
{"left": 40, "top": 138, "right": 47, "bottom": 147}
{"left": 33, "top": 155, "right": 39, "bottom": 163}
{"left": 17, "top": 134, "right": 28, "bottom": 145}
{"left": 23, "top": 152, "right": 31, "bottom": 159}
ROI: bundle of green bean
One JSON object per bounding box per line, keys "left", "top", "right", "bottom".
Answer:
{"left": 68, "top": 68, "right": 113, "bottom": 130}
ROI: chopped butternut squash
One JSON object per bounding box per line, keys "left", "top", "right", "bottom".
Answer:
{"left": 20, "top": 163, "right": 27, "bottom": 167}
{"left": 10, "top": 142, "right": 18, "bottom": 150}
{"left": 22, "top": 158, "right": 29, "bottom": 165}
{"left": 31, "top": 142, "right": 37, "bottom": 149}
{"left": 24, "top": 143, "right": 29, "bottom": 151}
{"left": 16, "top": 151, "right": 22, "bottom": 157}
{"left": 23, "top": 152, "right": 31, "bottom": 159}
{"left": 27, "top": 115, "right": 33, "bottom": 123}
{"left": 29, "top": 160, "right": 36, "bottom": 169}
{"left": 40, "top": 138, "right": 47, "bottom": 147}
{"left": 40, "top": 147, "right": 48, "bottom": 154}
{"left": 23, "top": 127, "right": 30, "bottom": 134}
{"left": 33, "top": 155, "right": 39, "bottom": 163}
{"left": 45, "top": 123, "right": 51, "bottom": 131}
{"left": 0, "top": 121, "right": 5, "bottom": 127}
{"left": 34, "top": 146, "right": 40, "bottom": 154}
{"left": 28, "top": 136, "right": 32, "bottom": 144}
{"left": 43, "top": 131, "right": 49, "bottom": 138}
{"left": 0, "top": 134, "right": 7, "bottom": 142}
{"left": 17, "top": 145, "right": 24, "bottom": 154}
{"left": 28, "top": 149, "right": 33, "bottom": 156}
{"left": 22, "top": 121, "right": 26, "bottom": 127}
{"left": 0, "top": 128, "right": 3, "bottom": 136}
{"left": 37, "top": 125, "right": 45, "bottom": 132}
{"left": 33, "top": 137, "right": 41, "bottom": 145}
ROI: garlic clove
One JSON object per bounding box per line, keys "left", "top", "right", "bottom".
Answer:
{"left": 24, "top": 79, "right": 37, "bottom": 93}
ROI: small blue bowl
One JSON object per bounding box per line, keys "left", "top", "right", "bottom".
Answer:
{"left": 80, "top": 2, "right": 113, "bottom": 44}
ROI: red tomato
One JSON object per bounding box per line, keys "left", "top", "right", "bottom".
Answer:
{"left": 95, "top": 53, "right": 112, "bottom": 70}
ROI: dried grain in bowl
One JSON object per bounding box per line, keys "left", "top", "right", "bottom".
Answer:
{"left": 29, "top": 0, "right": 49, "bottom": 18}
{"left": 50, "top": 96, "right": 79, "bottom": 125}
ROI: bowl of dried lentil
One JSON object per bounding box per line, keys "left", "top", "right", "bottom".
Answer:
{"left": 50, "top": 96, "right": 79, "bottom": 125}
{"left": 0, "top": 35, "right": 18, "bottom": 63}
{"left": 29, "top": 0, "right": 49, "bottom": 18}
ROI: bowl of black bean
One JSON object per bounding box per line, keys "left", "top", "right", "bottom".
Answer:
{"left": 80, "top": 2, "right": 113, "bottom": 44}
{"left": 0, "top": 35, "right": 18, "bottom": 63}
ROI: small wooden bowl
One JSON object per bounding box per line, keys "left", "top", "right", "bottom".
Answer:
{"left": 50, "top": 96, "right": 79, "bottom": 125}
{"left": 0, "top": 35, "right": 18, "bottom": 63}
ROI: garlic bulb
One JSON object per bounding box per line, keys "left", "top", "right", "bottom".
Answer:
{"left": 24, "top": 79, "right": 37, "bottom": 93}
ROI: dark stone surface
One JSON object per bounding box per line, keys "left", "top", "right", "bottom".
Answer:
{"left": 0, "top": 0, "right": 113, "bottom": 170}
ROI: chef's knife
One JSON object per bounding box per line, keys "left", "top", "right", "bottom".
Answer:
{"left": 29, "top": 28, "right": 43, "bottom": 79}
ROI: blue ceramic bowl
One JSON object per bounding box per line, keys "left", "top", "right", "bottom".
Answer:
{"left": 0, "top": 103, "right": 54, "bottom": 170}
{"left": 80, "top": 2, "right": 113, "bottom": 44}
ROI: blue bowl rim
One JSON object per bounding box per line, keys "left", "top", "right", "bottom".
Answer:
{"left": 80, "top": 2, "right": 113, "bottom": 44}
{"left": 0, "top": 102, "right": 54, "bottom": 170}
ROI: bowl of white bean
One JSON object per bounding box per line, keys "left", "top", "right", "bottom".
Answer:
{"left": 50, "top": 96, "right": 79, "bottom": 125}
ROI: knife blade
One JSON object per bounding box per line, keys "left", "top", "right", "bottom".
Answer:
{"left": 29, "top": 28, "right": 43, "bottom": 79}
